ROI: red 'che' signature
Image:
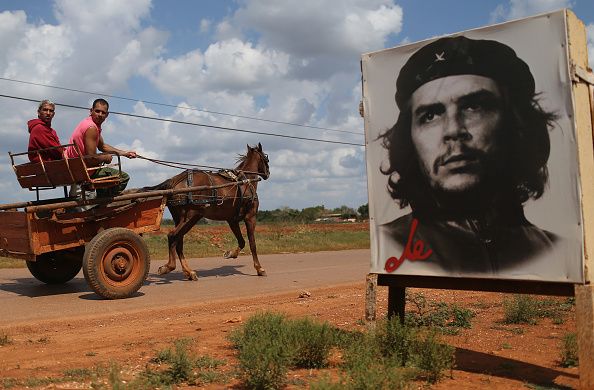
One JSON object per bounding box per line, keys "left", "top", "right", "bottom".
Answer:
{"left": 384, "top": 218, "right": 432, "bottom": 272}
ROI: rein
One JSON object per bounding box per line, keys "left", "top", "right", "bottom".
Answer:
{"left": 136, "top": 154, "right": 264, "bottom": 176}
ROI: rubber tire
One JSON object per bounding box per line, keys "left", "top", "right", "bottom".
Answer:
{"left": 26, "top": 248, "right": 83, "bottom": 284}
{"left": 83, "top": 228, "right": 150, "bottom": 299}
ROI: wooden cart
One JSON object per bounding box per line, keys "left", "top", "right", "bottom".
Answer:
{"left": 0, "top": 147, "right": 166, "bottom": 299}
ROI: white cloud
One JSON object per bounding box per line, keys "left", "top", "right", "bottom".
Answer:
{"left": 148, "top": 39, "right": 289, "bottom": 97}
{"left": 49, "top": 0, "right": 167, "bottom": 92}
{"left": 53, "top": 0, "right": 151, "bottom": 34}
{"left": 0, "top": 11, "right": 28, "bottom": 71}
{"left": 203, "top": 39, "right": 289, "bottom": 90}
{"left": 0, "top": 1, "right": 375, "bottom": 210}
{"left": 200, "top": 19, "right": 211, "bottom": 33}
{"left": 491, "top": 0, "right": 572, "bottom": 22}
{"left": 2, "top": 20, "right": 72, "bottom": 83}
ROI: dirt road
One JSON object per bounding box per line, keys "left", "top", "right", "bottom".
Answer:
{"left": 0, "top": 249, "right": 370, "bottom": 325}
{"left": 0, "top": 249, "right": 580, "bottom": 389}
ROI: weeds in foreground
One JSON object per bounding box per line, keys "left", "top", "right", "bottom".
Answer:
{"left": 232, "top": 312, "right": 454, "bottom": 390}
{"left": 559, "top": 332, "right": 578, "bottom": 367}
{"left": 405, "top": 292, "right": 475, "bottom": 332}
{"left": 288, "top": 317, "right": 335, "bottom": 369}
{"left": 105, "top": 339, "right": 229, "bottom": 389}
{"left": 503, "top": 295, "right": 574, "bottom": 325}
{"left": 504, "top": 295, "right": 539, "bottom": 324}
{"left": 229, "top": 312, "right": 297, "bottom": 389}
{"left": 1, "top": 365, "right": 106, "bottom": 389}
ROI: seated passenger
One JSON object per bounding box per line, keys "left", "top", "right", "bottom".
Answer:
{"left": 65, "top": 98, "right": 136, "bottom": 197}
{"left": 28, "top": 100, "right": 63, "bottom": 162}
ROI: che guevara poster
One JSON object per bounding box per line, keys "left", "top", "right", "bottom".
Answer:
{"left": 362, "top": 9, "right": 584, "bottom": 283}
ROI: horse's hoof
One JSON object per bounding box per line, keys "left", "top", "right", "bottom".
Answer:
{"left": 158, "top": 265, "right": 170, "bottom": 275}
{"left": 224, "top": 250, "right": 238, "bottom": 259}
{"left": 188, "top": 271, "right": 198, "bottom": 281}
{"left": 257, "top": 269, "right": 267, "bottom": 276}
{"left": 223, "top": 250, "right": 231, "bottom": 259}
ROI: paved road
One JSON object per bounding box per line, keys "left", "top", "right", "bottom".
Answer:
{"left": 0, "top": 249, "right": 371, "bottom": 326}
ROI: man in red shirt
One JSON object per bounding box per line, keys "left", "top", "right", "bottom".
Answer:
{"left": 27, "top": 100, "right": 63, "bottom": 162}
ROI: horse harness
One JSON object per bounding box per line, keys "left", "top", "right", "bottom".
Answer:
{"left": 168, "top": 169, "right": 257, "bottom": 214}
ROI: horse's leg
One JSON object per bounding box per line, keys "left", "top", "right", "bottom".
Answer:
{"left": 224, "top": 219, "right": 245, "bottom": 259}
{"left": 158, "top": 207, "right": 182, "bottom": 276}
{"left": 175, "top": 212, "right": 203, "bottom": 281}
{"left": 244, "top": 211, "right": 266, "bottom": 276}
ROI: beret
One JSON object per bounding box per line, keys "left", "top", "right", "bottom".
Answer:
{"left": 395, "top": 36, "right": 535, "bottom": 110}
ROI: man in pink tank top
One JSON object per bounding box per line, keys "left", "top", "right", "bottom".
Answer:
{"left": 66, "top": 98, "right": 136, "bottom": 197}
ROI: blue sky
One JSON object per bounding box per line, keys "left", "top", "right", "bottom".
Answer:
{"left": 0, "top": 0, "right": 592, "bottom": 211}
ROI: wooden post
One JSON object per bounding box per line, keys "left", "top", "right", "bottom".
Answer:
{"left": 387, "top": 286, "right": 406, "bottom": 323}
{"left": 567, "top": 10, "right": 594, "bottom": 390}
{"left": 575, "top": 285, "right": 594, "bottom": 388}
{"left": 365, "top": 273, "right": 378, "bottom": 328}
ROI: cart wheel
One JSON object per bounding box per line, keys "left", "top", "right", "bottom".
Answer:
{"left": 26, "top": 248, "right": 83, "bottom": 284}
{"left": 83, "top": 228, "right": 150, "bottom": 299}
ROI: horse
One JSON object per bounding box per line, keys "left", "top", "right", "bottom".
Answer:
{"left": 135, "top": 143, "right": 270, "bottom": 280}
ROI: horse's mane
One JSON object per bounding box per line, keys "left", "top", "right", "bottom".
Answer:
{"left": 235, "top": 153, "right": 247, "bottom": 167}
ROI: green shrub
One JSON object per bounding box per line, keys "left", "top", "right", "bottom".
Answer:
{"left": 450, "top": 305, "right": 475, "bottom": 328}
{"left": 230, "top": 312, "right": 342, "bottom": 388}
{"left": 375, "top": 316, "right": 417, "bottom": 366}
{"left": 108, "top": 362, "right": 125, "bottom": 390}
{"left": 165, "top": 338, "right": 194, "bottom": 383}
{"left": 130, "top": 338, "right": 230, "bottom": 388}
{"left": 287, "top": 317, "right": 334, "bottom": 369}
{"left": 342, "top": 332, "right": 408, "bottom": 390}
{"left": 503, "top": 295, "right": 539, "bottom": 324}
{"left": 230, "top": 312, "right": 293, "bottom": 389}
{"left": 194, "top": 355, "right": 226, "bottom": 370}
{"left": 405, "top": 293, "right": 475, "bottom": 331}
{"left": 231, "top": 312, "right": 454, "bottom": 389}
{"left": 412, "top": 329, "right": 455, "bottom": 383}
{"left": 339, "top": 317, "right": 452, "bottom": 389}
{"left": 560, "top": 332, "right": 578, "bottom": 367}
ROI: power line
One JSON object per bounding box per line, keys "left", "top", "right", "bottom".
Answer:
{"left": 0, "top": 76, "right": 364, "bottom": 136}
{"left": 0, "top": 94, "right": 365, "bottom": 147}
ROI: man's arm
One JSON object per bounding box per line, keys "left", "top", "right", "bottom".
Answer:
{"left": 97, "top": 134, "right": 137, "bottom": 159}
{"left": 84, "top": 126, "right": 112, "bottom": 164}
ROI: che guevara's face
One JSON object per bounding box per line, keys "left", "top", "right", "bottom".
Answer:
{"left": 409, "top": 74, "right": 504, "bottom": 195}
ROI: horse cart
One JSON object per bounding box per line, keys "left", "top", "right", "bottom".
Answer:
{"left": 0, "top": 146, "right": 168, "bottom": 299}
{"left": 0, "top": 143, "right": 267, "bottom": 299}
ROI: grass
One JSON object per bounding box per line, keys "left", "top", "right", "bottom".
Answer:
{"left": 107, "top": 339, "right": 229, "bottom": 389}
{"left": 0, "top": 257, "right": 26, "bottom": 269}
{"left": 503, "top": 295, "right": 574, "bottom": 325}
{"left": 230, "top": 312, "right": 454, "bottom": 390}
{"left": 229, "top": 312, "right": 295, "bottom": 389}
{"left": 0, "top": 222, "right": 369, "bottom": 268}
{"left": 1, "top": 365, "right": 107, "bottom": 389}
{"left": 145, "top": 222, "right": 370, "bottom": 260}
{"left": 405, "top": 292, "right": 476, "bottom": 333}
{"left": 559, "top": 332, "right": 578, "bottom": 367}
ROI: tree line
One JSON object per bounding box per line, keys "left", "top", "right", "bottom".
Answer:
{"left": 162, "top": 204, "right": 369, "bottom": 225}
{"left": 257, "top": 204, "right": 369, "bottom": 223}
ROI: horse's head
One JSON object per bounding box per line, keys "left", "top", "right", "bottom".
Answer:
{"left": 248, "top": 143, "right": 270, "bottom": 180}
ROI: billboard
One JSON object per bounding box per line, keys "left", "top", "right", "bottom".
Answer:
{"left": 363, "top": 10, "right": 584, "bottom": 283}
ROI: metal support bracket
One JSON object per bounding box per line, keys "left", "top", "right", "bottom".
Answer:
{"left": 571, "top": 62, "right": 594, "bottom": 85}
